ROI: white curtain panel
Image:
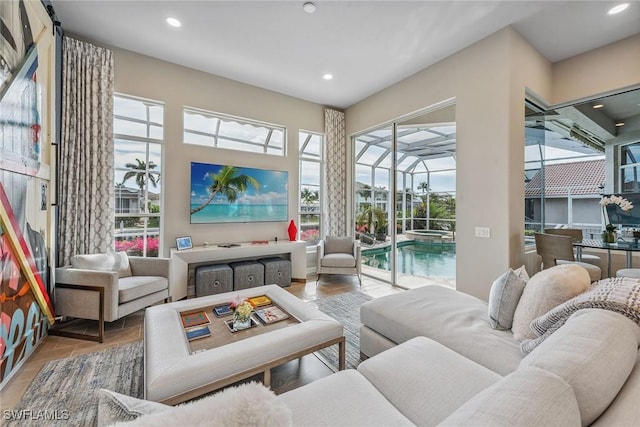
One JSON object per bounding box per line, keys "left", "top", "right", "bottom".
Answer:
{"left": 57, "top": 37, "right": 114, "bottom": 266}
{"left": 324, "top": 109, "right": 347, "bottom": 236}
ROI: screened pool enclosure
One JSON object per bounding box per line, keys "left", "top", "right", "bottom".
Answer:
{"left": 353, "top": 104, "right": 457, "bottom": 288}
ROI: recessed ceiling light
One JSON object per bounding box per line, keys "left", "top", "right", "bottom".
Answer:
{"left": 608, "top": 3, "right": 629, "bottom": 15}
{"left": 323, "top": 73, "right": 333, "bottom": 80}
{"left": 593, "top": 104, "right": 604, "bottom": 109}
{"left": 616, "top": 122, "right": 625, "bottom": 127}
{"left": 303, "top": 2, "right": 317, "bottom": 14}
{"left": 166, "top": 17, "right": 181, "bottom": 27}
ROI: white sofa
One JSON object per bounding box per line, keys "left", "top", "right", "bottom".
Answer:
{"left": 359, "top": 284, "right": 640, "bottom": 426}
{"left": 99, "top": 285, "right": 640, "bottom": 426}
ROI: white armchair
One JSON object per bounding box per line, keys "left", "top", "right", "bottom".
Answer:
{"left": 316, "top": 236, "right": 361, "bottom": 286}
{"left": 52, "top": 252, "right": 170, "bottom": 342}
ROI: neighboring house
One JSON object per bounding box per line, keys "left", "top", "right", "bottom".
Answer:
{"left": 354, "top": 182, "right": 389, "bottom": 211}
{"left": 525, "top": 159, "right": 605, "bottom": 234}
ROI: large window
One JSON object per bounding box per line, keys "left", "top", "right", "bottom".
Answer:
{"left": 524, "top": 101, "right": 605, "bottom": 242}
{"left": 113, "top": 94, "right": 163, "bottom": 257}
{"left": 299, "top": 131, "right": 324, "bottom": 246}
{"left": 183, "top": 108, "right": 285, "bottom": 156}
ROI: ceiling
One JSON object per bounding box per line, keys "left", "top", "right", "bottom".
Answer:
{"left": 51, "top": 1, "right": 640, "bottom": 109}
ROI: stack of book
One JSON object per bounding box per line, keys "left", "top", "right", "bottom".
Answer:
{"left": 181, "top": 311, "right": 211, "bottom": 341}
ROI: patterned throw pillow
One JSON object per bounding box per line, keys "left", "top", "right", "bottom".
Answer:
{"left": 487, "top": 266, "right": 529, "bottom": 330}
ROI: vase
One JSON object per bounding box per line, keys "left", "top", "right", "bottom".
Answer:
{"left": 288, "top": 219, "right": 298, "bottom": 241}
{"left": 602, "top": 231, "right": 616, "bottom": 244}
{"left": 233, "top": 313, "right": 252, "bottom": 330}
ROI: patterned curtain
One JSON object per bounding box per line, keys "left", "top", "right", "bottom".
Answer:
{"left": 57, "top": 37, "right": 114, "bottom": 266}
{"left": 324, "top": 109, "right": 347, "bottom": 236}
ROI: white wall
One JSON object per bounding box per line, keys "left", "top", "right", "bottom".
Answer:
{"left": 111, "top": 47, "right": 325, "bottom": 257}
{"left": 346, "top": 27, "right": 639, "bottom": 301}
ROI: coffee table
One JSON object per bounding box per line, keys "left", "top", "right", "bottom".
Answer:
{"left": 144, "top": 285, "right": 345, "bottom": 404}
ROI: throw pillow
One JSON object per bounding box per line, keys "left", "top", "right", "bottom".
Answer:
{"left": 511, "top": 264, "right": 590, "bottom": 341}
{"left": 324, "top": 236, "right": 354, "bottom": 254}
{"left": 112, "top": 382, "right": 292, "bottom": 427}
{"left": 487, "top": 265, "right": 529, "bottom": 330}
{"left": 70, "top": 252, "right": 132, "bottom": 278}
{"left": 114, "top": 251, "right": 132, "bottom": 278}
{"left": 71, "top": 253, "right": 119, "bottom": 271}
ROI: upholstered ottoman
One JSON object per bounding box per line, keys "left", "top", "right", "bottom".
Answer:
{"left": 229, "top": 260, "right": 264, "bottom": 290}
{"left": 258, "top": 257, "right": 291, "bottom": 287}
{"left": 144, "top": 284, "right": 345, "bottom": 404}
{"left": 195, "top": 264, "right": 233, "bottom": 297}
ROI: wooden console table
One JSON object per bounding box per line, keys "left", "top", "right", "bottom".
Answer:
{"left": 169, "top": 240, "right": 306, "bottom": 300}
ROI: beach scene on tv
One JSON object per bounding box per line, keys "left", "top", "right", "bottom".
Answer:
{"left": 190, "top": 162, "right": 288, "bottom": 223}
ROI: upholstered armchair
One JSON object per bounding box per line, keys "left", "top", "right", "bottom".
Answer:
{"left": 316, "top": 236, "right": 361, "bottom": 285}
{"left": 52, "top": 252, "right": 170, "bottom": 342}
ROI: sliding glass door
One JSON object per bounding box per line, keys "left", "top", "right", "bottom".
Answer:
{"left": 353, "top": 102, "right": 457, "bottom": 288}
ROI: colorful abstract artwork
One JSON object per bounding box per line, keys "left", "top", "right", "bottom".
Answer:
{"left": 0, "top": 0, "right": 53, "bottom": 386}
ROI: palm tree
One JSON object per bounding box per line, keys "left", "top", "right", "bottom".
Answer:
{"left": 418, "top": 181, "right": 429, "bottom": 196}
{"left": 190, "top": 165, "right": 260, "bottom": 215}
{"left": 300, "top": 188, "right": 319, "bottom": 205}
{"left": 122, "top": 159, "right": 160, "bottom": 192}
{"left": 357, "top": 184, "right": 372, "bottom": 211}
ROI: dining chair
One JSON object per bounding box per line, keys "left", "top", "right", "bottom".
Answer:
{"left": 534, "top": 233, "right": 602, "bottom": 281}
{"left": 543, "top": 228, "right": 602, "bottom": 268}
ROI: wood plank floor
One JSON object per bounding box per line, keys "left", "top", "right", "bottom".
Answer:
{"left": 0, "top": 274, "right": 402, "bottom": 410}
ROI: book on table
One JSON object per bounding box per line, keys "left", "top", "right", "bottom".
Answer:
{"left": 185, "top": 325, "right": 211, "bottom": 341}
{"left": 254, "top": 305, "right": 289, "bottom": 324}
{"left": 181, "top": 311, "right": 211, "bottom": 328}
{"left": 247, "top": 295, "right": 272, "bottom": 307}
{"left": 213, "top": 304, "right": 233, "bottom": 317}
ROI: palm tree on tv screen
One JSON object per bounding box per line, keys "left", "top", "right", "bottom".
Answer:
{"left": 190, "top": 165, "right": 260, "bottom": 215}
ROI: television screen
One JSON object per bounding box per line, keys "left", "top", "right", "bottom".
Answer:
{"left": 190, "top": 162, "right": 288, "bottom": 223}
{"left": 604, "top": 193, "right": 640, "bottom": 228}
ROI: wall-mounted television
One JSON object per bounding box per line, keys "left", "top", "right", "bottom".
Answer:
{"left": 190, "top": 162, "right": 288, "bottom": 224}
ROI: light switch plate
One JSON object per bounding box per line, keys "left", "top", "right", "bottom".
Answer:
{"left": 475, "top": 227, "right": 490, "bottom": 238}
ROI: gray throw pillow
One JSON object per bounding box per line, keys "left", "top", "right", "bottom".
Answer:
{"left": 487, "top": 266, "right": 528, "bottom": 330}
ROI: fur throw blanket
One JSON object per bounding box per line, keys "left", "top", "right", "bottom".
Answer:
{"left": 521, "top": 277, "right": 640, "bottom": 354}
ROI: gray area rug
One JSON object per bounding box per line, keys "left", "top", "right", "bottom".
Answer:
{"left": 314, "top": 291, "right": 372, "bottom": 370}
{"left": 8, "top": 341, "right": 143, "bottom": 427}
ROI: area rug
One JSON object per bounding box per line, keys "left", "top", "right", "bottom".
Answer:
{"left": 7, "top": 341, "right": 143, "bottom": 427}
{"left": 313, "top": 291, "right": 372, "bottom": 370}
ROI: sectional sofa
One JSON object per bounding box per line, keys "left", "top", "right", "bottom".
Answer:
{"left": 99, "top": 275, "right": 640, "bottom": 426}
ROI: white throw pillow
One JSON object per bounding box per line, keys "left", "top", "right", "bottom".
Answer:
{"left": 511, "top": 264, "right": 590, "bottom": 341}
{"left": 113, "top": 251, "right": 132, "bottom": 278}
{"left": 70, "top": 251, "right": 132, "bottom": 278}
{"left": 112, "top": 382, "right": 292, "bottom": 427}
{"left": 487, "top": 265, "right": 529, "bottom": 330}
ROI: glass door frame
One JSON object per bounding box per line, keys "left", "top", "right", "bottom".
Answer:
{"left": 351, "top": 99, "right": 456, "bottom": 287}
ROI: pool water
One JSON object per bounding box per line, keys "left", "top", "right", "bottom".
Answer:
{"left": 362, "top": 241, "right": 456, "bottom": 278}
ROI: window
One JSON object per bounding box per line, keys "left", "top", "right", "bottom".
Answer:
{"left": 620, "top": 142, "right": 640, "bottom": 193}
{"left": 183, "top": 108, "right": 285, "bottom": 156}
{"left": 524, "top": 101, "right": 604, "bottom": 243}
{"left": 113, "top": 94, "right": 164, "bottom": 257}
{"left": 299, "top": 131, "right": 324, "bottom": 246}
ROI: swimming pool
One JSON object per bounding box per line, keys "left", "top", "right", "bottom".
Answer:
{"left": 362, "top": 241, "right": 456, "bottom": 278}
